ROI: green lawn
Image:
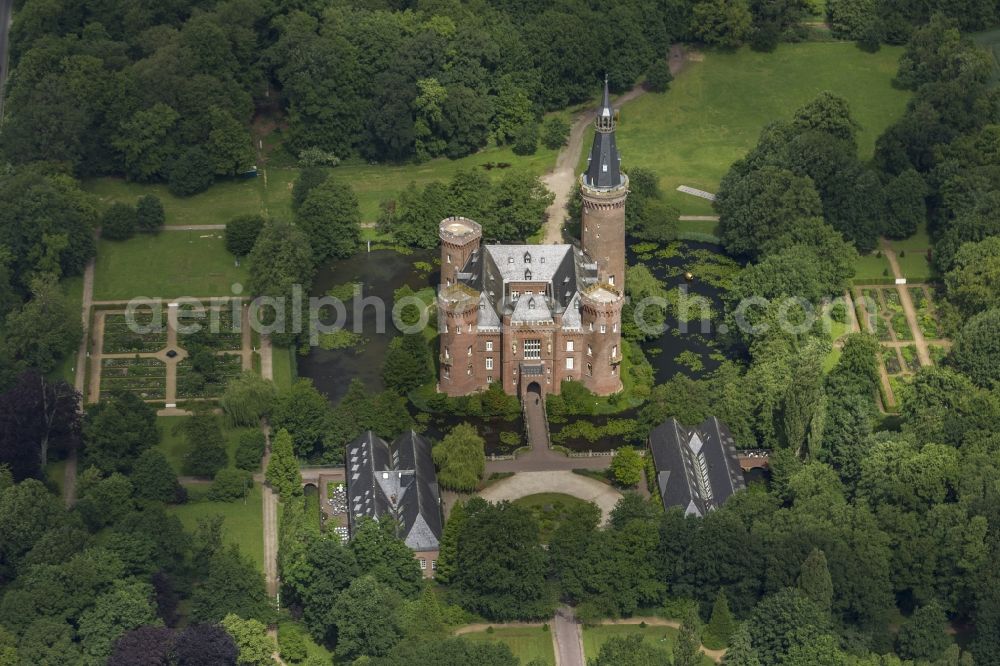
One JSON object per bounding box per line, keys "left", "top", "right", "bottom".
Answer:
{"left": 853, "top": 252, "right": 893, "bottom": 281}
{"left": 512, "top": 493, "right": 596, "bottom": 544}
{"left": 50, "top": 275, "right": 85, "bottom": 385}
{"left": 156, "top": 415, "right": 255, "bottom": 475}
{"left": 894, "top": 251, "right": 935, "bottom": 281}
{"left": 85, "top": 142, "right": 558, "bottom": 227}
{"left": 676, "top": 217, "right": 721, "bottom": 241}
{"left": 168, "top": 483, "right": 264, "bottom": 569}
{"left": 93, "top": 231, "right": 248, "bottom": 300}
{"left": 271, "top": 345, "right": 296, "bottom": 392}
{"left": 462, "top": 627, "right": 555, "bottom": 665}
{"left": 604, "top": 43, "right": 910, "bottom": 215}
{"left": 581, "top": 624, "right": 714, "bottom": 665}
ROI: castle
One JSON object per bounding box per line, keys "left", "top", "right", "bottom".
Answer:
{"left": 436, "top": 80, "right": 628, "bottom": 399}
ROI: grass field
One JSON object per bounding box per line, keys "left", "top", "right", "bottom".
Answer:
{"left": 853, "top": 252, "right": 893, "bottom": 281}
{"left": 156, "top": 415, "right": 254, "bottom": 475}
{"left": 84, "top": 142, "right": 558, "bottom": 227}
{"left": 271, "top": 345, "right": 296, "bottom": 392}
{"left": 93, "top": 231, "right": 248, "bottom": 300}
{"left": 168, "top": 483, "right": 264, "bottom": 569}
{"left": 602, "top": 43, "right": 910, "bottom": 215}
{"left": 462, "top": 627, "right": 555, "bottom": 665}
{"left": 581, "top": 624, "right": 714, "bottom": 665}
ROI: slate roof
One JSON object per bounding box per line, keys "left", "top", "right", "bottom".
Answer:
{"left": 584, "top": 78, "right": 623, "bottom": 190}
{"left": 648, "top": 417, "right": 745, "bottom": 517}
{"left": 345, "top": 430, "right": 443, "bottom": 552}
{"left": 457, "top": 243, "right": 598, "bottom": 330}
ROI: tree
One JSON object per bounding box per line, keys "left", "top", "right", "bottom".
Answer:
{"left": 882, "top": 169, "right": 927, "bottom": 239}
{"left": 897, "top": 602, "right": 950, "bottom": 661}
{"left": 83, "top": 391, "right": 156, "bottom": 474}
{"left": 221, "top": 371, "right": 276, "bottom": 427}
{"left": 191, "top": 545, "right": 270, "bottom": 623}
{"left": 950, "top": 308, "right": 1000, "bottom": 388}
{"left": 4, "top": 274, "right": 82, "bottom": 374}
{"left": 349, "top": 517, "right": 423, "bottom": 598}
{"left": 266, "top": 428, "right": 302, "bottom": 501}
{"left": 247, "top": 219, "right": 315, "bottom": 345}
{"left": 102, "top": 202, "right": 138, "bottom": 241}
{"left": 591, "top": 634, "right": 671, "bottom": 665}
{"left": 797, "top": 548, "right": 834, "bottom": 614}
{"left": 512, "top": 122, "right": 539, "bottom": 155}
{"left": 0, "top": 372, "right": 80, "bottom": 481}
{"left": 451, "top": 498, "right": 551, "bottom": 621}
{"left": 610, "top": 447, "right": 644, "bottom": 487}
{"left": 746, "top": 589, "right": 830, "bottom": 663}
{"left": 135, "top": 195, "right": 165, "bottom": 233}
{"left": 723, "top": 625, "right": 762, "bottom": 666}
{"left": 278, "top": 623, "right": 308, "bottom": 663}
{"left": 435, "top": 498, "right": 465, "bottom": 585}
{"left": 209, "top": 468, "right": 253, "bottom": 502}
{"left": 271, "top": 379, "right": 331, "bottom": 458}
{"left": 645, "top": 60, "right": 674, "bottom": 92}
{"left": 130, "top": 448, "right": 182, "bottom": 503}
{"left": 77, "top": 581, "right": 160, "bottom": 665}
{"left": 705, "top": 590, "right": 737, "bottom": 648}
{"left": 295, "top": 177, "right": 361, "bottom": 262}
{"left": 109, "top": 626, "right": 175, "bottom": 666}
{"left": 332, "top": 576, "right": 403, "bottom": 659}
{"left": 220, "top": 614, "right": 277, "bottom": 666}
{"left": 432, "top": 423, "right": 485, "bottom": 492}
{"left": 692, "top": 0, "right": 753, "bottom": 48}
{"left": 168, "top": 147, "right": 214, "bottom": 196}
{"left": 172, "top": 624, "right": 238, "bottom": 666}
{"left": 235, "top": 430, "right": 266, "bottom": 472}
{"left": 291, "top": 168, "right": 330, "bottom": 212}
{"left": 17, "top": 618, "right": 81, "bottom": 665}
{"left": 945, "top": 237, "right": 1000, "bottom": 317}
{"left": 0, "top": 478, "right": 68, "bottom": 581}
{"left": 224, "top": 215, "right": 265, "bottom": 257}
{"left": 674, "top": 607, "right": 703, "bottom": 666}
{"left": 181, "top": 412, "right": 228, "bottom": 477}
{"left": 541, "top": 116, "right": 570, "bottom": 149}
{"left": 382, "top": 333, "right": 432, "bottom": 394}
{"left": 206, "top": 107, "right": 253, "bottom": 176}
{"left": 373, "top": 636, "right": 519, "bottom": 666}
{"left": 76, "top": 471, "right": 136, "bottom": 530}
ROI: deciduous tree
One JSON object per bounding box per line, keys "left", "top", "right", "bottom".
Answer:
{"left": 432, "top": 423, "right": 485, "bottom": 492}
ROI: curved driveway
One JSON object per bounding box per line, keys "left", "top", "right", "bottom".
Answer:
{"left": 477, "top": 470, "right": 623, "bottom": 524}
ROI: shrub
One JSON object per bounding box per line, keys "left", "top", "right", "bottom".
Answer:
{"left": 136, "top": 195, "right": 165, "bottom": 232}
{"left": 541, "top": 116, "right": 570, "bottom": 149}
{"left": 278, "top": 623, "right": 308, "bottom": 663}
{"left": 225, "top": 215, "right": 266, "bottom": 257}
{"left": 208, "top": 468, "right": 253, "bottom": 502}
{"left": 645, "top": 60, "right": 674, "bottom": 92}
{"left": 610, "top": 446, "right": 644, "bottom": 487}
{"left": 512, "top": 122, "right": 539, "bottom": 155}
{"left": 298, "top": 147, "right": 340, "bottom": 167}
{"left": 102, "top": 203, "right": 137, "bottom": 241}
{"left": 235, "top": 430, "right": 266, "bottom": 472}
{"left": 169, "top": 147, "right": 215, "bottom": 196}
{"left": 432, "top": 423, "right": 486, "bottom": 492}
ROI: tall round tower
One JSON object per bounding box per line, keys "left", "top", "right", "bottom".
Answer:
{"left": 437, "top": 283, "right": 481, "bottom": 396}
{"left": 439, "top": 217, "right": 482, "bottom": 287}
{"left": 580, "top": 77, "right": 629, "bottom": 291}
{"left": 579, "top": 284, "right": 624, "bottom": 396}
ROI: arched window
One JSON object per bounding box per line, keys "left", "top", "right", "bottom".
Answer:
{"left": 523, "top": 251, "right": 531, "bottom": 263}
{"left": 528, "top": 297, "right": 536, "bottom": 309}
{"left": 524, "top": 269, "right": 532, "bottom": 280}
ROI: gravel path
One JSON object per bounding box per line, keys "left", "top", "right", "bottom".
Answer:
{"left": 477, "top": 470, "right": 623, "bottom": 523}
{"left": 880, "top": 239, "right": 932, "bottom": 367}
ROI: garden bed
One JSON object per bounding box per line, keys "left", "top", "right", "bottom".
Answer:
{"left": 100, "top": 357, "right": 167, "bottom": 400}
{"left": 102, "top": 311, "right": 167, "bottom": 353}
{"left": 908, "top": 286, "right": 940, "bottom": 339}
{"left": 177, "top": 305, "right": 244, "bottom": 351}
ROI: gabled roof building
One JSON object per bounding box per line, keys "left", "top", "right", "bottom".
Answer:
{"left": 345, "top": 430, "right": 443, "bottom": 576}
{"left": 648, "top": 417, "right": 746, "bottom": 516}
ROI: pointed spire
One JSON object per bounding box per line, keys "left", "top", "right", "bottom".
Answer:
{"left": 584, "top": 76, "right": 623, "bottom": 190}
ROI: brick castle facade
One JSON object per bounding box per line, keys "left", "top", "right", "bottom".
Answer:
{"left": 437, "top": 80, "right": 629, "bottom": 399}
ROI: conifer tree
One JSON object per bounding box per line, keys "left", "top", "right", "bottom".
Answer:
{"left": 266, "top": 429, "right": 302, "bottom": 501}
{"left": 723, "top": 624, "right": 762, "bottom": 666}
{"left": 798, "top": 548, "right": 834, "bottom": 614}
{"left": 705, "top": 590, "right": 737, "bottom": 648}
{"left": 673, "top": 606, "right": 702, "bottom": 666}
{"left": 434, "top": 499, "right": 465, "bottom": 585}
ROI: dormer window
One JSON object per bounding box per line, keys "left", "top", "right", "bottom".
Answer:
{"left": 523, "top": 251, "right": 531, "bottom": 263}
{"left": 524, "top": 269, "right": 532, "bottom": 280}
{"left": 540, "top": 256, "right": 545, "bottom": 264}
{"left": 508, "top": 257, "right": 514, "bottom": 264}
{"left": 528, "top": 298, "right": 536, "bottom": 309}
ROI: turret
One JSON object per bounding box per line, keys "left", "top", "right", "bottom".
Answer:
{"left": 579, "top": 284, "right": 624, "bottom": 395}
{"left": 580, "top": 77, "right": 628, "bottom": 291}
{"left": 437, "top": 283, "right": 481, "bottom": 396}
{"left": 439, "top": 217, "right": 481, "bottom": 288}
